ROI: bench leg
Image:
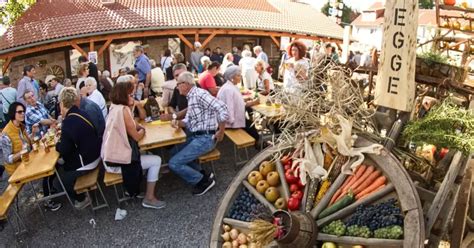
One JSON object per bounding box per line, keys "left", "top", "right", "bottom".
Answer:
{"left": 54, "top": 169, "right": 76, "bottom": 213}
{"left": 96, "top": 184, "right": 109, "bottom": 210}
{"left": 28, "top": 182, "right": 46, "bottom": 222}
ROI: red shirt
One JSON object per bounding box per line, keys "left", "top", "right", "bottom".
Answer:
{"left": 198, "top": 71, "right": 217, "bottom": 95}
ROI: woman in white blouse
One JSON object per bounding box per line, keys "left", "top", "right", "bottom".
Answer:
{"left": 255, "top": 59, "right": 274, "bottom": 95}
{"left": 217, "top": 66, "right": 259, "bottom": 142}
{"left": 84, "top": 77, "right": 108, "bottom": 119}
{"left": 282, "top": 40, "right": 309, "bottom": 93}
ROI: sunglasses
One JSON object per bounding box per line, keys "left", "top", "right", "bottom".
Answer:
{"left": 16, "top": 110, "right": 25, "bottom": 114}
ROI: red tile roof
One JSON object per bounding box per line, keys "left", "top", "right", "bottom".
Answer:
{"left": 0, "top": 0, "right": 344, "bottom": 53}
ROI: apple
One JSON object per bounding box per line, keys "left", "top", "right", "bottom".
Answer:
{"left": 287, "top": 197, "right": 300, "bottom": 211}
{"left": 265, "top": 187, "right": 280, "bottom": 202}
{"left": 292, "top": 190, "right": 303, "bottom": 200}
{"left": 352, "top": 246, "right": 364, "bottom": 248}
{"left": 256, "top": 180, "right": 269, "bottom": 193}
{"left": 266, "top": 171, "right": 280, "bottom": 186}
{"left": 285, "top": 169, "right": 298, "bottom": 184}
{"left": 259, "top": 161, "right": 274, "bottom": 178}
{"left": 297, "top": 180, "right": 305, "bottom": 189}
{"left": 247, "top": 171, "right": 263, "bottom": 186}
{"left": 321, "top": 242, "right": 337, "bottom": 248}
{"left": 289, "top": 184, "right": 299, "bottom": 193}
{"left": 274, "top": 197, "right": 287, "bottom": 209}
{"left": 284, "top": 164, "right": 291, "bottom": 171}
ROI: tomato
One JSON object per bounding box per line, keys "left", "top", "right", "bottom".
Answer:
{"left": 285, "top": 169, "right": 299, "bottom": 184}
{"left": 290, "top": 184, "right": 299, "bottom": 193}
{"left": 292, "top": 190, "right": 304, "bottom": 200}
{"left": 287, "top": 197, "right": 300, "bottom": 211}
{"left": 439, "top": 148, "right": 449, "bottom": 160}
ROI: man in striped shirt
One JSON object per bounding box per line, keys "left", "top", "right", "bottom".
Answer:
{"left": 169, "top": 72, "right": 229, "bottom": 196}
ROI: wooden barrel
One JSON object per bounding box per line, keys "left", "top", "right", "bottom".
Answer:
{"left": 275, "top": 210, "right": 318, "bottom": 248}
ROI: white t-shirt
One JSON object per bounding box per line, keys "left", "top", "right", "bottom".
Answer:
{"left": 160, "top": 56, "right": 173, "bottom": 72}
{"left": 151, "top": 67, "right": 165, "bottom": 94}
{"left": 88, "top": 89, "right": 108, "bottom": 119}
{"left": 257, "top": 71, "right": 274, "bottom": 92}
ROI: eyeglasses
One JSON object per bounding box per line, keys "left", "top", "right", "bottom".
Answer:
{"left": 176, "top": 82, "right": 185, "bottom": 87}
{"left": 173, "top": 74, "right": 180, "bottom": 78}
{"left": 16, "top": 110, "right": 25, "bottom": 114}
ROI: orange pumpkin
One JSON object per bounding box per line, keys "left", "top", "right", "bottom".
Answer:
{"left": 444, "top": 0, "right": 456, "bottom": 5}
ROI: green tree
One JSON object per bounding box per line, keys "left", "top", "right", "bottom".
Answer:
{"left": 321, "top": 2, "right": 356, "bottom": 25}
{"left": 419, "top": 0, "right": 434, "bottom": 9}
{"left": 0, "top": 0, "right": 36, "bottom": 26}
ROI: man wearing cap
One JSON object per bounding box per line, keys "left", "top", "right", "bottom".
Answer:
{"left": 133, "top": 45, "right": 152, "bottom": 98}
{"left": 0, "top": 76, "right": 17, "bottom": 127}
{"left": 190, "top": 42, "right": 204, "bottom": 74}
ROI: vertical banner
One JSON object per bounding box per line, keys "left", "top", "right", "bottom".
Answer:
{"left": 375, "top": 0, "right": 418, "bottom": 112}
{"left": 340, "top": 25, "right": 351, "bottom": 64}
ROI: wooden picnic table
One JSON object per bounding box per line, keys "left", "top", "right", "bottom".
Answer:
{"left": 251, "top": 94, "right": 284, "bottom": 119}
{"left": 8, "top": 149, "right": 60, "bottom": 185}
{"left": 139, "top": 120, "right": 187, "bottom": 150}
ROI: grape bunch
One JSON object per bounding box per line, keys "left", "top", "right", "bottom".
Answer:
{"left": 374, "top": 225, "right": 403, "bottom": 239}
{"left": 346, "top": 225, "right": 372, "bottom": 238}
{"left": 321, "top": 220, "right": 346, "bottom": 237}
{"left": 345, "top": 198, "right": 403, "bottom": 231}
{"left": 228, "top": 188, "right": 267, "bottom": 222}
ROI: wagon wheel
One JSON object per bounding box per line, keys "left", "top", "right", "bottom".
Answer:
{"left": 210, "top": 136, "right": 425, "bottom": 248}
{"left": 46, "top": 65, "right": 65, "bottom": 81}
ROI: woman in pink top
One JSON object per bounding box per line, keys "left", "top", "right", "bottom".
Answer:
{"left": 198, "top": 61, "right": 220, "bottom": 96}
{"left": 217, "top": 65, "right": 260, "bottom": 142}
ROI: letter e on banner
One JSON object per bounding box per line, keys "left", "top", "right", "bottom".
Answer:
{"left": 375, "top": 1, "right": 418, "bottom": 112}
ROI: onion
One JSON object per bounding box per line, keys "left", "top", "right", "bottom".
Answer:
{"left": 239, "top": 245, "right": 248, "bottom": 248}
{"left": 248, "top": 243, "right": 258, "bottom": 248}
{"left": 223, "top": 224, "right": 231, "bottom": 232}
{"left": 232, "top": 240, "right": 239, "bottom": 248}
{"left": 237, "top": 233, "right": 247, "bottom": 245}
{"left": 229, "top": 229, "right": 239, "bottom": 240}
{"left": 221, "top": 232, "right": 230, "bottom": 242}
{"left": 222, "top": 241, "right": 232, "bottom": 248}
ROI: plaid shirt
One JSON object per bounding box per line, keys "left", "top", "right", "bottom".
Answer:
{"left": 183, "top": 87, "right": 229, "bottom": 132}
{"left": 25, "top": 102, "right": 50, "bottom": 134}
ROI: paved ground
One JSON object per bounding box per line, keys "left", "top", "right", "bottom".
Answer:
{"left": 0, "top": 139, "right": 259, "bottom": 247}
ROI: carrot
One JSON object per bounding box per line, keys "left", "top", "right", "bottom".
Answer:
{"left": 357, "top": 184, "right": 386, "bottom": 201}
{"left": 330, "top": 175, "right": 353, "bottom": 205}
{"left": 355, "top": 176, "right": 387, "bottom": 200}
{"left": 332, "top": 165, "right": 367, "bottom": 204}
{"left": 353, "top": 170, "right": 381, "bottom": 194}
{"left": 347, "top": 165, "right": 375, "bottom": 192}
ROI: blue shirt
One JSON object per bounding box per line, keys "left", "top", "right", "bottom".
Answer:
{"left": 25, "top": 102, "right": 50, "bottom": 134}
{"left": 0, "top": 87, "right": 17, "bottom": 114}
{"left": 80, "top": 97, "right": 105, "bottom": 138}
{"left": 134, "top": 54, "right": 151, "bottom": 82}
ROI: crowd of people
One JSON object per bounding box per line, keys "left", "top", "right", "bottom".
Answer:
{"left": 0, "top": 40, "right": 350, "bottom": 215}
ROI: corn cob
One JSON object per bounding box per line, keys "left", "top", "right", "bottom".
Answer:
{"left": 314, "top": 179, "right": 331, "bottom": 205}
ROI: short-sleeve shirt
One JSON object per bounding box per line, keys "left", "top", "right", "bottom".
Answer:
{"left": 198, "top": 71, "right": 217, "bottom": 94}
{"left": 134, "top": 54, "right": 151, "bottom": 82}
{"left": 257, "top": 71, "right": 274, "bottom": 92}
{"left": 169, "top": 87, "right": 188, "bottom": 112}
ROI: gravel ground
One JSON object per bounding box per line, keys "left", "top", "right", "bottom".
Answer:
{"left": 0, "top": 139, "right": 259, "bottom": 247}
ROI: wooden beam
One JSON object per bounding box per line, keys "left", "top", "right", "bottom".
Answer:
{"left": 177, "top": 33, "right": 194, "bottom": 49}
{"left": 0, "top": 28, "right": 343, "bottom": 60}
{"left": 71, "top": 42, "right": 87, "bottom": 57}
{"left": 2, "top": 56, "right": 12, "bottom": 74}
{"left": 201, "top": 32, "right": 217, "bottom": 48}
{"left": 98, "top": 39, "right": 113, "bottom": 56}
{"left": 195, "top": 32, "right": 199, "bottom": 43}
{"left": 89, "top": 40, "right": 94, "bottom": 52}
{"left": 270, "top": 36, "right": 280, "bottom": 48}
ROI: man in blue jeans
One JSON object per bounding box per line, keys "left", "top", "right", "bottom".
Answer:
{"left": 169, "top": 72, "right": 229, "bottom": 196}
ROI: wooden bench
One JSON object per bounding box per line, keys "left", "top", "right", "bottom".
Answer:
{"left": 0, "top": 184, "right": 26, "bottom": 234}
{"left": 103, "top": 171, "right": 130, "bottom": 205}
{"left": 198, "top": 148, "right": 221, "bottom": 175}
{"left": 74, "top": 167, "right": 108, "bottom": 211}
{"left": 224, "top": 129, "right": 255, "bottom": 166}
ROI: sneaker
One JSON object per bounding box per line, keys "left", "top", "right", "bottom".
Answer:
{"left": 74, "top": 197, "right": 91, "bottom": 210}
{"left": 142, "top": 199, "right": 166, "bottom": 209}
{"left": 44, "top": 200, "right": 62, "bottom": 212}
{"left": 200, "top": 170, "right": 214, "bottom": 180}
{"left": 192, "top": 178, "right": 216, "bottom": 196}
{"left": 124, "top": 191, "right": 145, "bottom": 199}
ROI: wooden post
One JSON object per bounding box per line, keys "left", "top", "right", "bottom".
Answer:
{"left": 89, "top": 40, "right": 94, "bottom": 53}
{"left": 201, "top": 32, "right": 217, "bottom": 48}
{"left": 98, "top": 39, "right": 113, "bottom": 56}
{"left": 2, "top": 56, "right": 12, "bottom": 75}
{"left": 375, "top": 0, "right": 418, "bottom": 112}
{"left": 195, "top": 32, "right": 199, "bottom": 43}
{"left": 177, "top": 34, "right": 194, "bottom": 49}
{"left": 71, "top": 42, "right": 87, "bottom": 57}
{"left": 270, "top": 36, "right": 280, "bottom": 49}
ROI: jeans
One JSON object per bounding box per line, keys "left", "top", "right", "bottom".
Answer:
{"left": 169, "top": 134, "right": 215, "bottom": 185}
{"left": 53, "top": 167, "right": 88, "bottom": 202}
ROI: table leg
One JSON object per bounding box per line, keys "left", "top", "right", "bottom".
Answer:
{"left": 54, "top": 169, "right": 76, "bottom": 212}
{"left": 28, "top": 182, "right": 46, "bottom": 221}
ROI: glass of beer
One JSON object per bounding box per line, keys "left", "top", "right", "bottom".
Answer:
{"left": 20, "top": 149, "right": 30, "bottom": 164}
